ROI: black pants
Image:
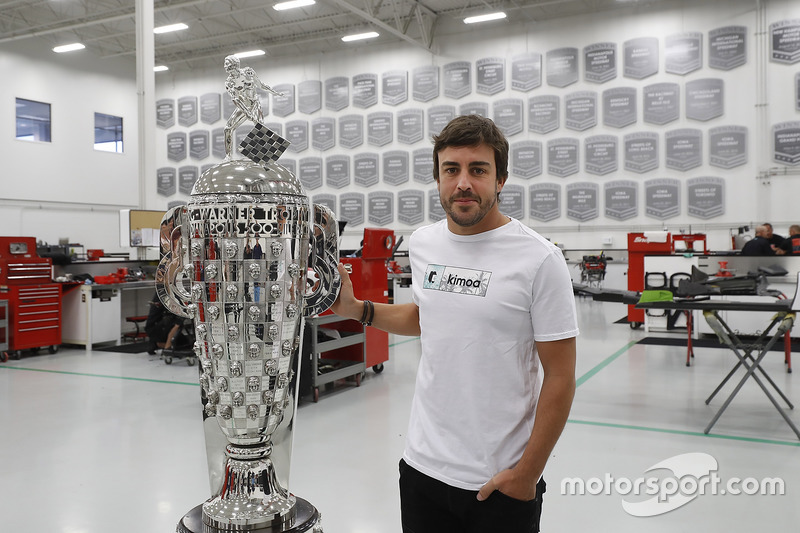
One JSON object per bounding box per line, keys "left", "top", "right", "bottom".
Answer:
{"left": 399, "top": 459, "right": 545, "bottom": 533}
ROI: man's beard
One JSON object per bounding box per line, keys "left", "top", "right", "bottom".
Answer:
{"left": 441, "top": 191, "right": 497, "bottom": 228}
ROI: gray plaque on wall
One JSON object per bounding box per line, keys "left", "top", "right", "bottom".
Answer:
{"left": 500, "top": 184, "right": 524, "bottom": 220}
{"left": 189, "top": 130, "right": 210, "bottom": 160}
{"left": 665, "top": 32, "right": 703, "bottom": 75}
{"left": 565, "top": 91, "right": 597, "bottom": 131}
{"left": 178, "top": 96, "right": 198, "bottom": 127}
{"left": 603, "top": 87, "right": 637, "bottom": 128}
{"left": 299, "top": 157, "right": 323, "bottom": 190}
{"left": 167, "top": 132, "right": 187, "bottom": 162}
{"left": 585, "top": 135, "right": 618, "bottom": 175}
{"left": 645, "top": 178, "right": 681, "bottom": 220}
{"left": 548, "top": 138, "right": 579, "bottom": 177}
{"left": 157, "top": 167, "right": 176, "bottom": 197}
{"left": 566, "top": 182, "right": 599, "bottom": 222}
{"left": 773, "top": 121, "right": 800, "bottom": 165}
{"left": 797, "top": 73, "right": 800, "bottom": 111}
{"left": 529, "top": 95, "right": 560, "bottom": 134}
{"left": 397, "top": 109, "right": 425, "bottom": 145}
{"left": 624, "top": 132, "right": 659, "bottom": 173}
{"left": 367, "top": 112, "right": 393, "bottom": 147}
{"left": 398, "top": 190, "right": 425, "bottom": 225}
{"left": 529, "top": 183, "right": 561, "bottom": 222}
{"left": 382, "top": 71, "right": 408, "bottom": 106}
{"left": 178, "top": 166, "right": 198, "bottom": 195}
{"left": 511, "top": 140, "right": 543, "bottom": 179}
{"left": 273, "top": 84, "right": 295, "bottom": 117}
{"left": 312, "top": 193, "right": 337, "bottom": 216}
{"left": 413, "top": 65, "right": 439, "bottom": 102}
{"left": 325, "top": 77, "right": 349, "bottom": 112}
{"left": 460, "top": 102, "right": 489, "bottom": 118}
{"left": 200, "top": 93, "right": 221, "bottom": 125}
{"left": 604, "top": 180, "right": 638, "bottom": 221}
{"left": 493, "top": 99, "right": 524, "bottom": 137}
{"left": 340, "top": 192, "right": 365, "bottom": 226}
{"left": 477, "top": 57, "right": 506, "bottom": 96}
{"left": 511, "top": 52, "right": 542, "bottom": 92}
{"left": 583, "top": 43, "right": 617, "bottom": 84}
{"left": 311, "top": 117, "right": 336, "bottom": 151}
{"left": 383, "top": 151, "right": 410, "bottom": 186}
{"left": 624, "top": 37, "right": 659, "bottom": 79}
{"left": 339, "top": 115, "right": 364, "bottom": 149}
{"left": 444, "top": 61, "right": 472, "bottom": 99}
{"left": 326, "top": 155, "right": 350, "bottom": 189}
{"left": 665, "top": 129, "right": 703, "bottom": 171}
{"left": 770, "top": 20, "right": 800, "bottom": 64}
{"left": 353, "top": 73, "right": 378, "bottom": 109}
{"left": 546, "top": 47, "right": 579, "bottom": 88}
{"left": 285, "top": 120, "right": 309, "bottom": 153}
{"left": 428, "top": 189, "right": 445, "bottom": 222}
{"left": 211, "top": 128, "right": 225, "bottom": 159}
{"left": 685, "top": 78, "right": 724, "bottom": 121}
{"left": 298, "top": 80, "right": 322, "bottom": 114}
{"left": 428, "top": 105, "right": 456, "bottom": 137}
{"left": 709, "top": 125, "right": 748, "bottom": 168}
{"left": 643, "top": 83, "right": 680, "bottom": 125}
{"left": 156, "top": 99, "right": 175, "bottom": 129}
{"left": 281, "top": 159, "right": 296, "bottom": 176}
{"left": 687, "top": 177, "right": 725, "bottom": 219}
{"left": 414, "top": 148, "right": 434, "bottom": 185}
{"left": 709, "top": 26, "right": 747, "bottom": 70}
{"left": 368, "top": 191, "right": 394, "bottom": 226}
{"left": 354, "top": 153, "right": 380, "bottom": 187}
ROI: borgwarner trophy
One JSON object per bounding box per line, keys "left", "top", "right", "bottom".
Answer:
{"left": 157, "top": 55, "right": 341, "bottom": 533}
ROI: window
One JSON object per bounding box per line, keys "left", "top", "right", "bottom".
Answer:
{"left": 94, "top": 112, "right": 123, "bottom": 153}
{"left": 16, "top": 98, "right": 51, "bottom": 142}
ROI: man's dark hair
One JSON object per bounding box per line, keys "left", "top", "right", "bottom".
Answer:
{"left": 432, "top": 115, "right": 509, "bottom": 183}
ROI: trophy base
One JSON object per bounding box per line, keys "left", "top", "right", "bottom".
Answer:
{"left": 177, "top": 497, "right": 321, "bottom": 533}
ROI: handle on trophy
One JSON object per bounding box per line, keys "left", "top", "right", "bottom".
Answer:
{"left": 303, "top": 204, "right": 342, "bottom": 317}
{"left": 155, "top": 206, "right": 194, "bottom": 318}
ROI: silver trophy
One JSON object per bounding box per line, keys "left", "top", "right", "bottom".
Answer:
{"left": 157, "top": 56, "right": 340, "bottom": 533}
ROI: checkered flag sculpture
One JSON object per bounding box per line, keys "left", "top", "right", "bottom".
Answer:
{"left": 238, "top": 122, "right": 291, "bottom": 165}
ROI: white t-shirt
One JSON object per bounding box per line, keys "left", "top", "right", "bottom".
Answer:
{"left": 404, "top": 218, "right": 579, "bottom": 491}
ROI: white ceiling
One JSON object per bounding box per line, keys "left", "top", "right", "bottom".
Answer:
{"left": 0, "top": 0, "right": 669, "bottom": 71}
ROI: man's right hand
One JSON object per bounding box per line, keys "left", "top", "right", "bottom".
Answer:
{"left": 331, "top": 262, "right": 362, "bottom": 321}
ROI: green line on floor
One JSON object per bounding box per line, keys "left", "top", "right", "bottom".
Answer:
{"left": 0, "top": 365, "right": 199, "bottom": 387}
{"left": 389, "top": 336, "right": 420, "bottom": 347}
{"left": 576, "top": 340, "right": 639, "bottom": 388}
{"left": 568, "top": 418, "right": 800, "bottom": 447}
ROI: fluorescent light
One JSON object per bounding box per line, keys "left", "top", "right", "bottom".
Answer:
{"left": 233, "top": 49, "right": 266, "bottom": 59}
{"left": 154, "top": 23, "right": 188, "bottom": 34}
{"left": 341, "top": 31, "right": 379, "bottom": 42}
{"left": 53, "top": 43, "right": 85, "bottom": 53}
{"left": 154, "top": 65, "right": 169, "bottom": 72}
{"left": 464, "top": 12, "right": 507, "bottom": 24}
{"left": 273, "top": 0, "right": 315, "bottom": 11}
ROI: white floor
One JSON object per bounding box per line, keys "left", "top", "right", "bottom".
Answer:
{"left": 2, "top": 297, "right": 799, "bottom": 532}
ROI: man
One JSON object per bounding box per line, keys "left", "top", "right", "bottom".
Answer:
{"left": 741, "top": 225, "right": 777, "bottom": 256}
{"left": 779, "top": 225, "right": 800, "bottom": 255}
{"left": 332, "top": 115, "right": 578, "bottom": 532}
{"left": 764, "top": 223, "right": 785, "bottom": 249}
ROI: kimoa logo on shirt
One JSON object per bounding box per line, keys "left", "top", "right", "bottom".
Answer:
{"left": 423, "top": 264, "right": 491, "bottom": 296}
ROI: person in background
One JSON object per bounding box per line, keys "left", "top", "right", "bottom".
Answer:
{"left": 764, "top": 223, "right": 785, "bottom": 249}
{"left": 778, "top": 225, "right": 800, "bottom": 255}
{"left": 332, "top": 114, "right": 578, "bottom": 533}
{"left": 741, "top": 225, "right": 777, "bottom": 256}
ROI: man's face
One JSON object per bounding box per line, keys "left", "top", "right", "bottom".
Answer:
{"left": 765, "top": 225, "right": 774, "bottom": 238}
{"left": 436, "top": 143, "right": 505, "bottom": 235}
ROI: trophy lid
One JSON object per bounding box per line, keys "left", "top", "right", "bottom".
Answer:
{"left": 191, "top": 159, "right": 305, "bottom": 197}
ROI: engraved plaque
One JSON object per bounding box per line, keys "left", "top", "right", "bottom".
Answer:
{"left": 665, "top": 128, "right": 702, "bottom": 171}
{"left": 156, "top": 98, "right": 175, "bottom": 129}
{"left": 645, "top": 178, "right": 681, "bottom": 220}
{"left": 428, "top": 105, "right": 456, "bottom": 137}
{"left": 383, "top": 151, "right": 409, "bottom": 186}
{"left": 157, "top": 167, "right": 176, "bottom": 197}
{"left": 585, "top": 135, "right": 618, "bottom": 175}
{"left": 167, "top": 132, "right": 187, "bottom": 162}
{"left": 566, "top": 182, "right": 599, "bottom": 222}
{"left": 211, "top": 128, "right": 225, "bottom": 159}
{"left": 397, "top": 109, "right": 425, "bottom": 144}
{"left": 340, "top": 192, "right": 365, "bottom": 226}
{"left": 771, "top": 20, "right": 800, "bottom": 64}
{"left": 200, "top": 93, "right": 221, "bottom": 125}
{"left": 367, "top": 112, "right": 393, "bottom": 147}
{"left": 511, "top": 140, "right": 543, "bottom": 179}
{"left": 326, "top": 155, "right": 350, "bottom": 189}
{"left": 530, "top": 183, "right": 561, "bottom": 222}
{"left": 565, "top": 91, "right": 597, "bottom": 131}
{"left": 605, "top": 180, "right": 638, "bottom": 221}
{"left": 354, "top": 153, "right": 380, "bottom": 187}
{"left": 428, "top": 188, "right": 445, "bottom": 222}
{"left": 311, "top": 117, "right": 335, "bottom": 151}
{"left": 460, "top": 102, "right": 489, "bottom": 117}
{"left": 797, "top": 73, "right": 800, "bottom": 111}
{"left": 710, "top": 26, "right": 747, "bottom": 70}
{"left": 272, "top": 84, "right": 295, "bottom": 117}
{"left": 312, "top": 193, "right": 337, "bottom": 215}
{"left": 500, "top": 184, "right": 524, "bottom": 220}
{"left": 414, "top": 148, "right": 434, "bottom": 185}
{"left": 382, "top": 70, "right": 408, "bottom": 106}
{"left": 353, "top": 73, "right": 378, "bottom": 108}
{"left": 493, "top": 98, "right": 524, "bottom": 137}
{"left": 666, "top": 32, "right": 703, "bottom": 75}
{"left": 444, "top": 61, "right": 472, "bottom": 99}
{"left": 643, "top": 83, "right": 680, "bottom": 125}
{"left": 285, "top": 120, "right": 309, "bottom": 153}
{"left": 709, "top": 125, "right": 748, "bottom": 169}
{"left": 687, "top": 177, "right": 725, "bottom": 219}
{"left": 299, "top": 157, "right": 323, "bottom": 190}
{"left": 685, "top": 78, "right": 724, "bottom": 121}
{"left": 603, "top": 87, "right": 637, "bottom": 128}
{"left": 178, "top": 96, "right": 198, "bottom": 127}
{"left": 298, "top": 80, "right": 322, "bottom": 114}
{"left": 548, "top": 138, "right": 579, "bottom": 177}
{"left": 339, "top": 115, "right": 364, "bottom": 149}
{"left": 624, "top": 37, "right": 659, "bottom": 79}
{"left": 773, "top": 121, "right": 800, "bottom": 165}
{"left": 511, "top": 52, "right": 542, "bottom": 92}
{"left": 477, "top": 57, "right": 506, "bottom": 95}
{"left": 624, "top": 132, "right": 659, "bottom": 173}
{"left": 325, "top": 77, "right": 349, "bottom": 112}
{"left": 189, "top": 130, "right": 210, "bottom": 160}
{"left": 584, "top": 43, "right": 617, "bottom": 84}
{"left": 178, "top": 165, "right": 198, "bottom": 195}
{"left": 413, "top": 65, "right": 440, "bottom": 102}
{"left": 529, "top": 95, "right": 560, "bottom": 134}
{"left": 546, "top": 47, "right": 579, "bottom": 88}
{"left": 368, "top": 191, "right": 394, "bottom": 225}
{"left": 398, "top": 190, "right": 425, "bottom": 225}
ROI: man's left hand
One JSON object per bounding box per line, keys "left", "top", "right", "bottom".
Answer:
{"left": 476, "top": 468, "right": 537, "bottom": 502}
